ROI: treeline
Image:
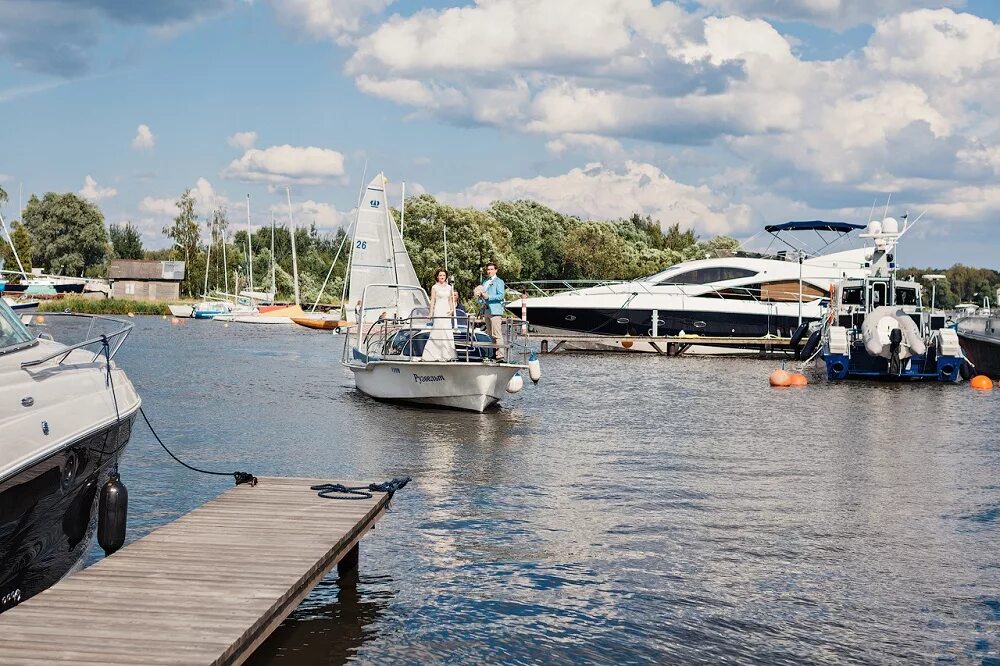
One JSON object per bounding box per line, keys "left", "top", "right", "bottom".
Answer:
{"left": 2, "top": 184, "right": 998, "bottom": 309}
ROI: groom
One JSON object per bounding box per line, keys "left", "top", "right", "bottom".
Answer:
{"left": 481, "top": 262, "right": 506, "bottom": 362}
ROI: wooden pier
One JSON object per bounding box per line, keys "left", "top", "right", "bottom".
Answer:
{"left": 0, "top": 477, "right": 395, "bottom": 665}
{"left": 528, "top": 333, "right": 795, "bottom": 356}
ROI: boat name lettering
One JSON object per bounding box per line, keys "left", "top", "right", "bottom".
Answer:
{"left": 413, "top": 373, "right": 446, "bottom": 384}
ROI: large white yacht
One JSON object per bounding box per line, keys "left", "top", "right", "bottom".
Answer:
{"left": 0, "top": 304, "right": 140, "bottom": 612}
{"left": 513, "top": 221, "right": 871, "bottom": 349}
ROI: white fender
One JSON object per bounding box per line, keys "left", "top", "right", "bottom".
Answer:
{"left": 892, "top": 310, "right": 925, "bottom": 356}
{"left": 506, "top": 372, "right": 524, "bottom": 394}
{"left": 528, "top": 352, "right": 541, "bottom": 383}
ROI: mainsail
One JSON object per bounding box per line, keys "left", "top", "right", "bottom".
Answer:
{"left": 347, "top": 173, "right": 428, "bottom": 322}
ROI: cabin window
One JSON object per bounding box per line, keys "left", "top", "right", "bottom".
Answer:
{"left": 842, "top": 287, "right": 863, "bottom": 305}
{"left": 657, "top": 267, "right": 757, "bottom": 285}
{"left": 894, "top": 288, "right": 917, "bottom": 306}
{"left": 871, "top": 282, "right": 887, "bottom": 307}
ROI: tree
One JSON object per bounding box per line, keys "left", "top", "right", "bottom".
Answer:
{"left": 0, "top": 185, "right": 7, "bottom": 207}
{"left": 162, "top": 190, "right": 201, "bottom": 296}
{"left": 110, "top": 222, "right": 144, "bottom": 259}
{"left": 22, "top": 192, "right": 108, "bottom": 276}
{"left": 0, "top": 220, "right": 32, "bottom": 281}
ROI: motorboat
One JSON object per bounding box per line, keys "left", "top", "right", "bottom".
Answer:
{"left": 341, "top": 173, "right": 531, "bottom": 412}
{"left": 167, "top": 304, "right": 193, "bottom": 318}
{"left": 2, "top": 296, "right": 39, "bottom": 311}
{"left": 511, "top": 221, "right": 871, "bottom": 352}
{"left": 291, "top": 311, "right": 350, "bottom": 331}
{"left": 0, "top": 305, "right": 140, "bottom": 612}
{"left": 818, "top": 215, "right": 965, "bottom": 381}
{"left": 956, "top": 315, "right": 1000, "bottom": 378}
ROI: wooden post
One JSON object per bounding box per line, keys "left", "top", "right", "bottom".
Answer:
{"left": 338, "top": 543, "right": 360, "bottom": 576}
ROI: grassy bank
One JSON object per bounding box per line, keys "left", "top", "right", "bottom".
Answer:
{"left": 38, "top": 297, "right": 172, "bottom": 315}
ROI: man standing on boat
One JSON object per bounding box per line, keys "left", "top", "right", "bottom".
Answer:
{"left": 480, "top": 262, "right": 506, "bottom": 362}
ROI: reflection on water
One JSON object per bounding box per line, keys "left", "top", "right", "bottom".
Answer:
{"left": 77, "top": 318, "right": 1000, "bottom": 663}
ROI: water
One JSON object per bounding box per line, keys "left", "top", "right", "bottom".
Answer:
{"left": 86, "top": 317, "right": 999, "bottom": 663}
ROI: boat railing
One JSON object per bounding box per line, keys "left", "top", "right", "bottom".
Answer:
{"left": 358, "top": 313, "right": 531, "bottom": 365}
{"left": 18, "top": 312, "right": 134, "bottom": 368}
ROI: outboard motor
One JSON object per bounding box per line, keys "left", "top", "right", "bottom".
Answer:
{"left": 888, "top": 328, "right": 903, "bottom": 376}
{"left": 98, "top": 469, "right": 128, "bottom": 556}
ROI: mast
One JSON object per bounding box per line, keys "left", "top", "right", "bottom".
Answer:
{"left": 245, "top": 193, "right": 254, "bottom": 296}
{"left": 384, "top": 173, "right": 400, "bottom": 287}
{"left": 270, "top": 212, "right": 276, "bottom": 300}
{"left": 203, "top": 216, "right": 212, "bottom": 298}
{"left": 285, "top": 187, "right": 300, "bottom": 306}
{"left": 221, "top": 217, "right": 229, "bottom": 296}
{"left": 400, "top": 181, "right": 406, "bottom": 237}
{"left": 0, "top": 212, "right": 28, "bottom": 279}
{"left": 341, "top": 161, "right": 368, "bottom": 320}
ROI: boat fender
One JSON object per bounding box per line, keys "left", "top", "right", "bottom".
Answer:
{"left": 97, "top": 470, "right": 128, "bottom": 557}
{"left": 960, "top": 359, "right": 974, "bottom": 381}
{"left": 506, "top": 372, "right": 524, "bottom": 394}
{"left": 528, "top": 353, "right": 541, "bottom": 383}
{"left": 789, "top": 323, "right": 809, "bottom": 352}
{"left": 800, "top": 330, "right": 822, "bottom": 359}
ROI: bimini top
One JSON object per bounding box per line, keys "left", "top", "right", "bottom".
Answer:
{"left": 764, "top": 220, "right": 866, "bottom": 233}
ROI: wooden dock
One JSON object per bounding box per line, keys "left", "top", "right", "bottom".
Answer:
{"left": 0, "top": 477, "right": 396, "bottom": 665}
{"left": 528, "top": 333, "right": 795, "bottom": 356}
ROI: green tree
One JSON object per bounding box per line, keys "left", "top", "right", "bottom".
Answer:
{"left": 23, "top": 192, "right": 108, "bottom": 276}
{"left": 0, "top": 185, "right": 7, "bottom": 207}
{"left": 162, "top": 190, "right": 201, "bottom": 296}
{"left": 0, "top": 220, "right": 32, "bottom": 281}
{"left": 109, "top": 222, "right": 144, "bottom": 259}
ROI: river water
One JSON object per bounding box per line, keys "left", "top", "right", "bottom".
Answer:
{"left": 85, "top": 317, "right": 999, "bottom": 663}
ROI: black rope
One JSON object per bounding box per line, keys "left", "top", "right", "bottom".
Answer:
{"left": 311, "top": 476, "right": 411, "bottom": 500}
{"left": 140, "top": 407, "right": 258, "bottom": 486}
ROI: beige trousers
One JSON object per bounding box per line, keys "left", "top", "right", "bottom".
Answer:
{"left": 486, "top": 314, "right": 504, "bottom": 360}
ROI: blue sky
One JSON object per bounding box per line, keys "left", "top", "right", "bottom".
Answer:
{"left": 1, "top": 0, "right": 999, "bottom": 269}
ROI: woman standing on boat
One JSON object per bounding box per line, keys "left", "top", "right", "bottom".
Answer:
{"left": 422, "top": 269, "right": 458, "bottom": 361}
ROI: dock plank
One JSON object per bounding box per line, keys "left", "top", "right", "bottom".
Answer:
{"left": 0, "top": 477, "right": 395, "bottom": 665}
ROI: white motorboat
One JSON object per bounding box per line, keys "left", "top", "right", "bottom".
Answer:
{"left": 0, "top": 306, "right": 140, "bottom": 612}
{"left": 341, "top": 173, "right": 531, "bottom": 412}
{"left": 513, "top": 221, "right": 872, "bottom": 352}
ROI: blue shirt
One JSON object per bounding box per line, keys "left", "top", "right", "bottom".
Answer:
{"left": 481, "top": 276, "right": 506, "bottom": 316}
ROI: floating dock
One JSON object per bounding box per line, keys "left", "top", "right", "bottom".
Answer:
{"left": 528, "top": 333, "right": 795, "bottom": 356}
{"left": 0, "top": 477, "right": 394, "bottom": 665}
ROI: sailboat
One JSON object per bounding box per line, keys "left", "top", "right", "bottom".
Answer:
{"left": 341, "top": 173, "right": 530, "bottom": 412}
{"left": 215, "top": 191, "right": 305, "bottom": 324}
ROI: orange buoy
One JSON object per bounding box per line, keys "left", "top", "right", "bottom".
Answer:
{"left": 769, "top": 369, "right": 792, "bottom": 387}
{"left": 35, "top": 315, "right": 45, "bottom": 324}
{"left": 621, "top": 338, "right": 634, "bottom": 349}
{"left": 970, "top": 375, "right": 994, "bottom": 390}
{"left": 789, "top": 373, "right": 808, "bottom": 387}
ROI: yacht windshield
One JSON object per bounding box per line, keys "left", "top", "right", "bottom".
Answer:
{"left": 0, "top": 301, "right": 34, "bottom": 351}
{"left": 657, "top": 267, "right": 757, "bottom": 286}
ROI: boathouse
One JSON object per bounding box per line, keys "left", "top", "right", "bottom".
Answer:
{"left": 108, "top": 260, "right": 185, "bottom": 301}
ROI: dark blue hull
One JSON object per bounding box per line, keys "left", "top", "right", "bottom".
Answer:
{"left": 0, "top": 414, "right": 136, "bottom": 612}
{"left": 824, "top": 346, "right": 962, "bottom": 382}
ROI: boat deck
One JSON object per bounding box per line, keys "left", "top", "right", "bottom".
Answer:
{"left": 0, "top": 476, "right": 395, "bottom": 665}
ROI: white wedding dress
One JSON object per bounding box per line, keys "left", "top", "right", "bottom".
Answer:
{"left": 421, "top": 283, "right": 458, "bottom": 361}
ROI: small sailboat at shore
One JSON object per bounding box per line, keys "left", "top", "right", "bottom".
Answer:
{"left": 341, "top": 173, "right": 532, "bottom": 412}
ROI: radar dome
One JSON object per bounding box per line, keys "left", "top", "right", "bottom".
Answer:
{"left": 882, "top": 217, "right": 899, "bottom": 234}
{"left": 866, "top": 220, "right": 883, "bottom": 235}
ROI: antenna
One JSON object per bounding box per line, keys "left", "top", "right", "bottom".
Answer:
{"left": 868, "top": 199, "right": 877, "bottom": 224}
{"left": 882, "top": 193, "right": 891, "bottom": 221}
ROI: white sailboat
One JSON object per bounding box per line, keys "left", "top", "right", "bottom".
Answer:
{"left": 341, "top": 173, "right": 530, "bottom": 412}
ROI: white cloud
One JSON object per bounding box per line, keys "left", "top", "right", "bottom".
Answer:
{"left": 268, "top": 0, "right": 392, "bottom": 44}
{"left": 139, "top": 178, "right": 229, "bottom": 220}
{"left": 227, "top": 130, "right": 257, "bottom": 150}
{"left": 694, "top": 0, "right": 962, "bottom": 30}
{"left": 78, "top": 175, "right": 117, "bottom": 202}
{"left": 221, "top": 144, "right": 347, "bottom": 184}
{"left": 0, "top": 174, "right": 9, "bottom": 183}
{"left": 131, "top": 124, "right": 155, "bottom": 150}
{"left": 440, "top": 162, "right": 753, "bottom": 235}
{"left": 546, "top": 133, "right": 625, "bottom": 161}
{"left": 271, "top": 199, "right": 353, "bottom": 232}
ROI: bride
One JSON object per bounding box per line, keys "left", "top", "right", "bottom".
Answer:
{"left": 421, "top": 269, "right": 457, "bottom": 362}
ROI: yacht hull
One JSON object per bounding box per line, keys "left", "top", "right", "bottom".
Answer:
{"left": 0, "top": 413, "right": 137, "bottom": 613}
{"left": 347, "top": 361, "right": 524, "bottom": 412}
{"left": 957, "top": 317, "right": 1000, "bottom": 378}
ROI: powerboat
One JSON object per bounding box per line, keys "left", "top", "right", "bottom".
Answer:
{"left": 956, "top": 315, "right": 1000, "bottom": 378}
{"left": 511, "top": 221, "right": 871, "bottom": 352}
{"left": 0, "top": 305, "right": 140, "bottom": 612}
{"left": 818, "top": 216, "right": 965, "bottom": 381}
{"left": 342, "top": 173, "right": 531, "bottom": 412}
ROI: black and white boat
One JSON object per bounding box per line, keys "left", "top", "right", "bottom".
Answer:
{"left": 0, "top": 304, "right": 140, "bottom": 612}
{"left": 957, "top": 315, "right": 1000, "bottom": 378}
{"left": 512, "top": 221, "right": 871, "bottom": 351}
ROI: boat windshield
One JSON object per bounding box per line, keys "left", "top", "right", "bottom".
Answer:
{"left": 0, "top": 300, "right": 34, "bottom": 351}
{"left": 656, "top": 266, "right": 757, "bottom": 286}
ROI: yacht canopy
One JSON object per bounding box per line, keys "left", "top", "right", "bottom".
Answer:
{"left": 764, "top": 221, "right": 865, "bottom": 233}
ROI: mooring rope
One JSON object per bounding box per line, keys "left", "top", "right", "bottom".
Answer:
{"left": 311, "top": 477, "right": 412, "bottom": 500}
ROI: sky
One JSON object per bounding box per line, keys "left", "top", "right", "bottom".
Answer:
{"left": 1, "top": 0, "right": 999, "bottom": 269}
